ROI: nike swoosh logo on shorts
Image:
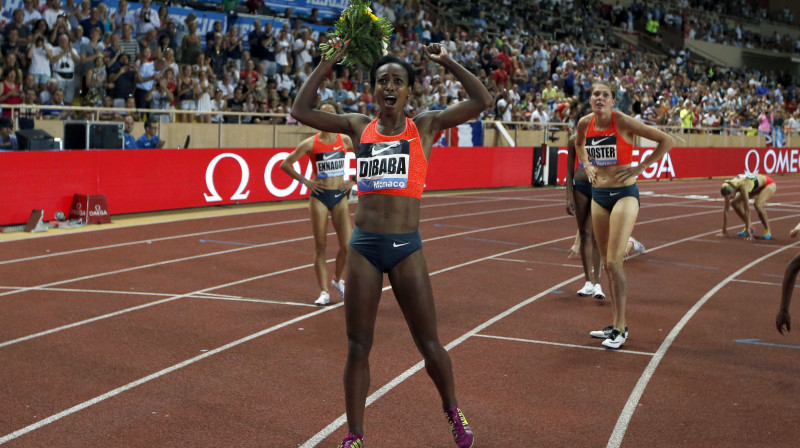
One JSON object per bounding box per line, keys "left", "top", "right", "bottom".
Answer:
{"left": 393, "top": 241, "right": 410, "bottom": 247}
{"left": 323, "top": 152, "right": 339, "bottom": 159}
{"left": 334, "top": 193, "right": 342, "bottom": 197}
{"left": 610, "top": 192, "right": 619, "bottom": 196}
{"left": 372, "top": 141, "right": 401, "bottom": 156}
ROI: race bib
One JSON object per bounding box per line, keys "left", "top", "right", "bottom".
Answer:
{"left": 314, "top": 150, "right": 346, "bottom": 179}
{"left": 586, "top": 135, "right": 618, "bottom": 167}
{"left": 356, "top": 140, "right": 410, "bottom": 191}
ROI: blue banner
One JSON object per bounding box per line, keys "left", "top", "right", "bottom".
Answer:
{"left": 264, "top": 0, "right": 347, "bottom": 20}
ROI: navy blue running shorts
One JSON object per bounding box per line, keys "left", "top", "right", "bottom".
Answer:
{"left": 349, "top": 226, "right": 423, "bottom": 273}
{"left": 591, "top": 184, "right": 640, "bottom": 212}
{"left": 311, "top": 188, "right": 347, "bottom": 211}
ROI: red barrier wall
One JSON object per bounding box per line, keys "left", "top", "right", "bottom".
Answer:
{"left": 555, "top": 146, "right": 800, "bottom": 184}
{"left": 0, "top": 146, "right": 533, "bottom": 225}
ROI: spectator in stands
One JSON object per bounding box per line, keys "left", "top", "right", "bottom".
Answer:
{"left": 274, "top": 27, "right": 292, "bottom": 70}
{"left": 122, "top": 114, "right": 137, "bottom": 148}
{"left": 0, "top": 67, "right": 23, "bottom": 119}
{"left": 135, "top": 55, "right": 164, "bottom": 110}
{"left": 112, "top": 0, "right": 133, "bottom": 35}
{"left": 109, "top": 53, "right": 138, "bottom": 108}
{"left": 135, "top": 0, "right": 160, "bottom": 36}
{"left": 176, "top": 64, "right": 197, "bottom": 122}
{"left": 181, "top": 21, "right": 202, "bottom": 65}
{"left": 22, "top": 0, "right": 43, "bottom": 28}
{"left": 205, "top": 33, "right": 227, "bottom": 79}
{"left": 225, "top": 86, "right": 245, "bottom": 123}
{"left": 6, "top": 9, "right": 32, "bottom": 48}
{"left": 136, "top": 119, "right": 165, "bottom": 148}
{"left": 531, "top": 102, "right": 549, "bottom": 126}
{"left": 80, "top": 7, "right": 105, "bottom": 37}
{"left": 27, "top": 35, "right": 53, "bottom": 89}
{"left": 49, "top": 33, "right": 78, "bottom": 105}
{"left": 223, "top": 27, "right": 244, "bottom": 73}
{"left": 0, "top": 116, "right": 19, "bottom": 150}
{"left": 119, "top": 23, "right": 138, "bottom": 58}
{"left": 195, "top": 70, "right": 214, "bottom": 123}
{"left": 292, "top": 28, "right": 314, "bottom": 71}
{"left": 205, "top": 21, "right": 224, "bottom": 47}
{"left": 42, "top": 88, "right": 68, "bottom": 119}
{"left": 44, "top": 0, "right": 68, "bottom": 32}
{"left": 84, "top": 53, "right": 107, "bottom": 106}
{"left": 77, "top": 27, "right": 104, "bottom": 95}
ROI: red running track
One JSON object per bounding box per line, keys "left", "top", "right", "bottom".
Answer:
{"left": 0, "top": 177, "right": 799, "bottom": 447}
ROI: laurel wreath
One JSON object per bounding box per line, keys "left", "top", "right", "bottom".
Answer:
{"left": 319, "top": 0, "right": 394, "bottom": 68}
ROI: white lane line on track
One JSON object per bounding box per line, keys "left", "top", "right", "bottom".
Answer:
{"left": 605, "top": 238, "right": 800, "bottom": 448}
{"left": 0, "top": 230, "right": 581, "bottom": 445}
{"left": 0, "top": 199, "right": 542, "bottom": 266}
{"left": 299, "top": 225, "right": 743, "bottom": 447}
{"left": 1, "top": 191, "right": 796, "bottom": 444}
{"left": 473, "top": 334, "right": 656, "bottom": 356}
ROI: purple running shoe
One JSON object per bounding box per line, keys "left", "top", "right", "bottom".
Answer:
{"left": 444, "top": 405, "right": 474, "bottom": 448}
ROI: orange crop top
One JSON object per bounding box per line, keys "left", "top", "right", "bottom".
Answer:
{"left": 585, "top": 111, "right": 634, "bottom": 167}
{"left": 310, "top": 133, "right": 347, "bottom": 179}
{"left": 356, "top": 117, "right": 427, "bottom": 199}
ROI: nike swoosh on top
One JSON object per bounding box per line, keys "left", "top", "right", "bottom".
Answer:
{"left": 393, "top": 241, "right": 410, "bottom": 247}
{"left": 592, "top": 136, "right": 612, "bottom": 145}
{"left": 372, "top": 141, "right": 401, "bottom": 156}
{"left": 333, "top": 145, "right": 342, "bottom": 150}
{"left": 323, "top": 152, "right": 339, "bottom": 159}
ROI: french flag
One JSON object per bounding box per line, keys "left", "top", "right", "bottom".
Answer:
{"left": 433, "top": 121, "right": 483, "bottom": 147}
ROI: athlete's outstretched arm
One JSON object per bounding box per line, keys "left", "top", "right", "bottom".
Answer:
{"left": 290, "top": 44, "right": 368, "bottom": 137}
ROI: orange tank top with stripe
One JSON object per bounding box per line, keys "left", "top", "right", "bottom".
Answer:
{"left": 356, "top": 117, "right": 427, "bottom": 199}
{"left": 585, "top": 111, "right": 634, "bottom": 167}
{"left": 310, "top": 133, "right": 347, "bottom": 179}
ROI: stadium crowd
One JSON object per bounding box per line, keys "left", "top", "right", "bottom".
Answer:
{"left": 0, "top": 0, "right": 799, "bottom": 143}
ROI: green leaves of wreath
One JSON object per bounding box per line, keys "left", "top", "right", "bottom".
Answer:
{"left": 319, "top": 0, "right": 394, "bottom": 68}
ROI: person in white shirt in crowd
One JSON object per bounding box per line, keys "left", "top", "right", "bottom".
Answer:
{"left": 217, "top": 71, "right": 236, "bottom": 101}
{"left": 134, "top": 0, "right": 161, "bottom": 36}
{"left": 22, "top": 0, "right": 43, "bottom": 27}
{"left": 292, "top": 27, "right": 314, "bottom": 71}
{"left": 134, "top": 53, "right": 164, "bottom": 110}
{"left": 44, "top": 0, "right": 69, "bottom": 31}
{"left": 531, "top": 101, "right": 550, "bottom": 127}
{"left": 27, "top": 35, "right": 53, "bottom": 88}
{"left": 49, "top": 34, "right": 78, "bottom": 105}
{"left": 112, "top": 0, "right": 134, "bottom": 35}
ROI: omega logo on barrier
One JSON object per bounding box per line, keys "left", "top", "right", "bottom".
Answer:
{"left": 204, "top": 152, "right": 356, "bottom": 202}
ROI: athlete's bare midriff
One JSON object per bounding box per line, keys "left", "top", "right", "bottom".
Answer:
{"left": 592, "top": 164, "right": 637, "bottom": 188}
{"left": 354, "top": 194, "right": 421, "bottom": 234}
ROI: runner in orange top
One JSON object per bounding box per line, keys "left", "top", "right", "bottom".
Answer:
{"left": 280, "top": 102, "right": 355, "bottom": 305}
{"left": 291, "top": 42, "right": 492, "bottom": 448}
{"left": 575, "top": 80, "right": 675, "bottom": 350}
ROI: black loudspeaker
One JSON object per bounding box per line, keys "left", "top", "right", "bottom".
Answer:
{"left": 64, "top": 121, "right": 124, "bottom": 150}
{"left": 532, "top": 145, "right": 544, "bottom": 187}
{"left": 16, "top": 129, "right": 59, "bottom": 150}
